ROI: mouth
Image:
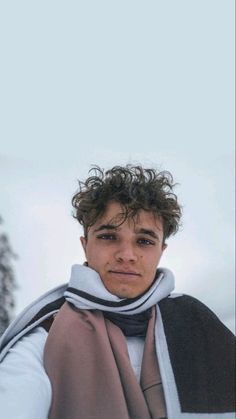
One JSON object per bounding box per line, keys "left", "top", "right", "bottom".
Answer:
{"left": 109, "top": 270, "right": 141, "bottom": 277}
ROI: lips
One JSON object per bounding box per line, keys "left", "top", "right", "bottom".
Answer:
{"left": 109, "top": 270, "right": 141, "bottom": 276}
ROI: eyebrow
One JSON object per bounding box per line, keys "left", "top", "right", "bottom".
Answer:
{"left": 93, "top": 224, "right": 160, "bottom": 240}
{"left": 93, "top": 224, "right": 118, "bottom": 233}
{"left": 135, "top": 228, "right": 160, "bottom": 240}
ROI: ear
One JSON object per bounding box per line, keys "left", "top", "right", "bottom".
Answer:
{"left": 80, "top": 236, "right": 87, "bottom": 254}
{"left": 162, "top": 243, "right": 168, "bottom": 251}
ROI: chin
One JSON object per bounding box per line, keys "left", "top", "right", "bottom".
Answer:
{"left": 110, "top": 287, "right": 138, "bottom": 299}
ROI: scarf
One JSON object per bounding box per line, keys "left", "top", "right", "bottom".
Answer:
{"left": 103, "top": 309, "right": 152, "bottom": 337}
{"left": 44, "top": 302, "right": 167, "bottom": 419}
{"left": 1, "top": 264, "right": 234, "bottom": 417}
{"left": 43, "top": 265, "right": 174, "bottom": 419}
{"left": 65, "top": 264, "right": 174, "bottom": 313}
{"left": 64, "top": 264, "right": 174, "bottom": 338}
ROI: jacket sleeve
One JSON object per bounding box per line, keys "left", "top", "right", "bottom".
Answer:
{"left": 0, "top": 326, "right": 51, "bottom": 419}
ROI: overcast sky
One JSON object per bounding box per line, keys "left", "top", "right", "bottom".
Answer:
{"left": 0, "top": 1, "right": 235, "bottom": 332}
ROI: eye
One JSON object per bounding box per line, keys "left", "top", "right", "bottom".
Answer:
{"left": 96, "top": 233, "right": 117, "bottom": 240}
{"left": 137, "top": 237, "right": 155, "bottom": 246}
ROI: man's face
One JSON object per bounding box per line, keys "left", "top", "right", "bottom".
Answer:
{"left": 80, "top": 201, "right": 167, "bottom": 298}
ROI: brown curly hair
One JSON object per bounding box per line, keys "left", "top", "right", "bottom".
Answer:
{"left": 72, "top": 165, "right": 182, "bottom": 243}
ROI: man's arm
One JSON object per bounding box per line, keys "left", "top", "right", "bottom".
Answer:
{"left": 0, "top": 327, "right": 51, "bottom": 419}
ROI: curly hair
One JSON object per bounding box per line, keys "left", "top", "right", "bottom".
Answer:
{"left": 72, "top": 165, "right": 182, "bottom": 243}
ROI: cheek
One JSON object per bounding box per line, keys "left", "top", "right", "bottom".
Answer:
{"left": 145, "top": 251, "right": 162, "bottom": 270}
{"left": 86, "top": 245, "right": 108, "bottom": 268}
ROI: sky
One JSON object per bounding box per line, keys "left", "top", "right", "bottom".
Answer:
{"left": 0, "top": 1, "right": 235, "bottom": 332}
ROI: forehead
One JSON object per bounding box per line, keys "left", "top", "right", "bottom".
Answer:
{"left": 93, "top": 201, "right": 163, "bottom": 231}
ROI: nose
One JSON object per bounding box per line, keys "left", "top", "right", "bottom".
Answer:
{"left": 115, "top": 241, "right": 138, "bottom": 263}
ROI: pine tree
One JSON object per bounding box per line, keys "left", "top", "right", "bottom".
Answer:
{"left": 0, "top": 217, "right": 17, "bottom": 336}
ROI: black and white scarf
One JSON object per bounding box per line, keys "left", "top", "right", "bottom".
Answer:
{"left": 65, "top": 265, "right": 174, "bottom": 337}
{"left": 65, "top": 264, "right": 174, "bottom": 310}
{"left": 0, "top": 265, "right": 235, "bottom": 418}
{"left": 0, "top": 265, "right": 174, "bottom": 360}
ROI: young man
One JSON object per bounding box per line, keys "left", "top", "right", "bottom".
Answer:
{"left": 0, "top": 165, "right": 235, "bottom": 419}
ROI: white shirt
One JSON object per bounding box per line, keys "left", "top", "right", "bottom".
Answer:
{"left": 0, "top": 327, "right": 144, "bottom": 419}
{"left": 0, "top": 328, "right": 51, "bottom": 419}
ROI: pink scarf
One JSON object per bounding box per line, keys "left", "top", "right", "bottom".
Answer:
{"left": 44, "top": 302, "right": 167, "bottom": 419}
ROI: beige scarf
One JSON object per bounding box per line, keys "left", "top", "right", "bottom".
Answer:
{"left": 44, "top": 302, "right": 167, "bottom": 419}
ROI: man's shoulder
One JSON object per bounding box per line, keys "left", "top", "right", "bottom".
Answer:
{"left": 158, "top": 293, "right": 235, "bottom": 340}
{"left": 0, "top": 283, "right": 68, "bottom": 362}
{"left": 160, "top": 292, "right": 218, "bottom": 315}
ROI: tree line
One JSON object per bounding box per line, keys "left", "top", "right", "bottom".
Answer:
{"left": 0, "top": 217, "right": 16, "bottom": 336}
